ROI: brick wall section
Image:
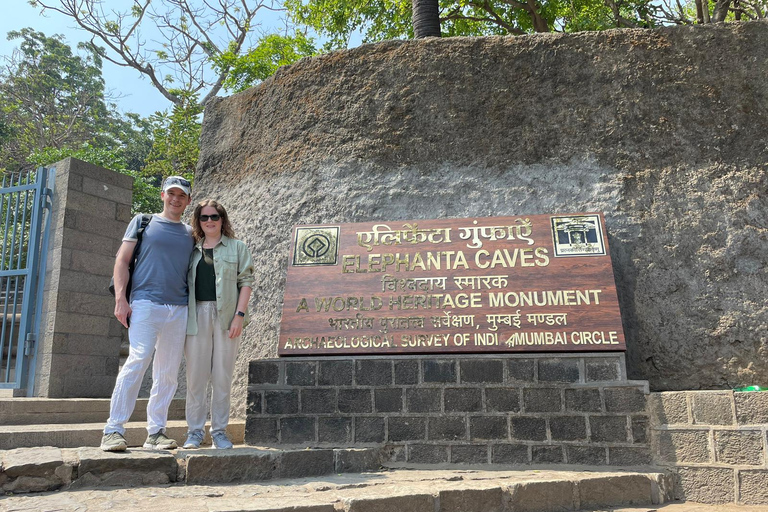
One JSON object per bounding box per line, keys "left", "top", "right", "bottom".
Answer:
{"left": 649, "top": 391, "right": 768, "bottom": 505}
{"left": 34, "top": 158, "right": 132, "bottom": 397}
{"left": 246, "top": 354, "right": 650, "bottom": 465}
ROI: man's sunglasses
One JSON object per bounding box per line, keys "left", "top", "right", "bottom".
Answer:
{"left": 199, "top": 214, "right": 221, "bottom": 222}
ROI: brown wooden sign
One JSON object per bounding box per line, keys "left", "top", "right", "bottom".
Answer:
{"left": 278, "top": 213, "right": 625, "bottom": 356}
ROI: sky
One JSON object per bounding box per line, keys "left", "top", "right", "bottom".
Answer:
{"left": 1, "top": 1, "right": 173, "bottom": 117}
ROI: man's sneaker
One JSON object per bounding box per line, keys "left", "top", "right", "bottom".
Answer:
{"left": 211, "top": 430, "right": 233, "bottom": 449}
{"left": 100, "top": 432, "right": 127, "bottom": 452}
{"left": 143, "top": 430, "right": 178, "bottom": 450}
{"left": 183, "top": 429, "right": 205, "bottom": 449}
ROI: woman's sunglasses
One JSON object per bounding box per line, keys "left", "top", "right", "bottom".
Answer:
{"left": 199, "top": 214, "right": 221, "bottom": 222}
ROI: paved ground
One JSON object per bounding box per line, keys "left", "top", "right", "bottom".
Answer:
{"left": 3, "top": 467, "right": 768, "bottom": 512}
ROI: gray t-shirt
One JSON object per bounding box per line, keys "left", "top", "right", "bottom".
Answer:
{"left": 123, "top": 214, "right": 194, "bottom": 305}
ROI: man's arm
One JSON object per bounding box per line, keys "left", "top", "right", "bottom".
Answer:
{"left": 113, "top": 240, "right": 137, "bottom": 328}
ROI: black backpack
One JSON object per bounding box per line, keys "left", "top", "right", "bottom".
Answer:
{"left": 108, "top": 214, "right": 153, "bottom": 300}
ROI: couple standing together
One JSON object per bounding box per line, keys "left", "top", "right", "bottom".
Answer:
{"left": 100, "top": 176, "right": 255, "bottom": 451}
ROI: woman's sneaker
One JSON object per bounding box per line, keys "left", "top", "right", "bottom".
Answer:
{"left": 143, "top": 430, "right": 178, "bottom": 450}
{"left": 183, "top": 429, "right": 205, "bottom": 449}
{"left": 211, "top": 430, "right": 233, "bottom": 449}
{"left": 100, "top": 432, "right": 127, "bottom": 452}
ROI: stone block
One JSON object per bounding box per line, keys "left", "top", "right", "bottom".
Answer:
{"left": 277, "top": 449, "right": 335, "bottom": 478}
{"left": 510, "top": 417, "right": 547, "bottom": 441}
{"left": 566, "top": 445, "right": 606, "bottom": 465}
{"left": 80, "top": 175, "right": 131, "bottom": 203}
{"left": 648, "top": 392, "right": 689, "bottom": 425}
{"left": 439, "top": 487, "right": 504, "bottom": 512}
{"left": 56, "top": 290, "right": 114, "bottom": 317}
{"left": 550, "top": 416, "right": 587, "bottom": 441}
{"left": 1, "top": 447, "right": 64, "bottom": 478}
{"left": 565, "top": 388, "right": 602, "bottom": 412}
{"left": 609, "top": 447, "right": 652, "bottom": 466}
{"left": 579, "top": 474, "right": 653, "bottom": 508}
{"left": 469, "top": 416, "right": 508, "bottom": 440}
{"left": 247, "top": 391, "right": 263, "bottom": 415}
{"left": 68, "top": 248, "right": 115, "bottom": 276}
{"left": 184, "top": 449, "right": 275, "bottom": 483}
{"left": 655, "top": 430, "right": 711, "bottom": 464}
{"left": 286, "top": 362, "right": 316, "bottom": 386}
{"left": 428, "top": 416, "right": 467, "bottom": 441}
{"left": 355, "top": 417, "right": 385, "bottom": 443}
{"left": 265, "top": 390, "right": 298, "bottom": 414}
{"left": 508, "top": 480, "right": 575, "bottom": 511}
{"left": 406, "top": 388, "right": 441, "bottom": 413}
{"left": 64, "top": 190, "right": 116, "bottom": 219}
{"left": 589, "top": 416, "right": 629, "bottom": 443}
{"left": 318, "top": 360, "right": 353, "bottom": 385}
{"left": 460, "top": 359, "right": 503, "bottom": 383}
{"left": 345, "top": 494, "right": 434, "bottom": 512}
{"left": 388, "top": 417, "right": 426, "bottom": 441}
{"left": 61, "top": 228, "right": 118, "bottom": 258}
{"left": 507, "top": 359, "right": 535, "bottom": 382}
{"left": 394, "top": 360, "right": 419, "bottom": 385}
{"left": 450, "top": 444, "right": 488, "bottom": 464}
{"left": 318, "top": 417, "right": 352, "bottom": 444}
{"left": 301, "top": 388, "right": 336, "bottom": 413}
{"left": 51, "top": 311, "right": 111, "bottom": 336}
{"left": 485, "top": 388, "right": 520, "bottom": 412}
{"left": 76, "top": 447, "right": 176, "bottom": 482}
{"left": 690, "top": 391, "right": 735, "bottom": 425}
{"left": 444, "top": 387, "right": 482, "bottom": 412}
{"left": 422, "top": 359, "right": 456, "bottom": 383}
{"left": 66, "top": 158, "right": 134, "bottom": 189}
{"left": 538, "top": 359, "right": 579, "bottom": 383}
{"left": 374, "top": 388, "right": 402, "bottom": 412}
{"left": 249, "top": 361, "right": 280, "bottom": 385}
{"left": 338, "top": 389, "right": 372, "bottom": 413}
{"left": 334, "top": 448, "right": 382, "bottom": 473}
{"left": 739, "top": 470, "right": 768, "bottom": 505}
{"left": 585, "top": 358, "right": 620, "bottom": 382}
{"left": 408, "top": 444, "right": 449, "bottom": 463}
{"left": 676, "top": 467, "right": 734, "bottom": 503}
{"left": 492, "top": 443, "right": 529, "bottom": 464}
{"left": 605, "top": 387, "right": 647, "bottom": 413}
{"left": 532, "top": 445, "right": 564, "bottom": 463}
{"left": 280, "top": 417, "right": 316, "bottom": 444}
{"left": 74, "top": 210, "right": 131, "bottom": 239}
{"left": 632, "top": 416, "right": 648, "bottom": 443}
{"left": 714, "top": 430, "right": 764, "bottom": 465}
{"left": 356, "top": 360, "right": 392, "bottom": 385}
{"left": 734, "top": 392, "right": 768, "bottom": 425}
{"left": 524, "top": 388, "right": 562, "bottom": 413}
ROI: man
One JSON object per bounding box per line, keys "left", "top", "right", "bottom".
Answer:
{"left": 100, "top": 176, "right": 194, "bottom": 451}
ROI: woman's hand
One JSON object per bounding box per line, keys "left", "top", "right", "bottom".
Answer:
{"left": 228, "top": 315, "right": 244, "bottom": 339}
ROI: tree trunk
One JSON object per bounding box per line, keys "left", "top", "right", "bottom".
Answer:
{"left": 526, "top": 0, "right": 550, "bottom": 32}
{"left": 712, "top": 0, "right": 732, "bottom": 21}
{"left": 412, "top": 0, "right": 441, "bottom": 38}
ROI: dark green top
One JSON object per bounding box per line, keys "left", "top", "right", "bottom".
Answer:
{"left": 194, "top": 248, "right": 217, "bottom": 301}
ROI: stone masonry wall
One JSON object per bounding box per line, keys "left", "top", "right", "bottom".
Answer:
{"left": 649, "top": 390, "right": 768, "bottom": 505}
{"left": 192, "top": 22, "right": 768, "bottom": 421}
{"left": 34, "top": 158, "right": 132, "bottom": 397}
{"left": 247, "top": 354, "right": 651, "bottom": 465}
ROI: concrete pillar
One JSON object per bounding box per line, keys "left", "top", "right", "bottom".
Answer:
{"left": 33, "top": 157, "right": 133, "bottom": 397}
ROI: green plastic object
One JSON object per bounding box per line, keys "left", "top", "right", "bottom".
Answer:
{"left": 733, "top": 385, "right": 768, "bottom": 392}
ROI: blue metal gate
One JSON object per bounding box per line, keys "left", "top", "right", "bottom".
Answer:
{"left": 0, "top": 168, "right": 54, "bottom": 394}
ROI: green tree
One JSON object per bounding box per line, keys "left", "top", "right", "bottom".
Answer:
{"left": 0, "top": 28, "right": 120, "bottom": 171}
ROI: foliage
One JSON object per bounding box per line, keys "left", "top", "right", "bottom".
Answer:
{"left": 29, "top": 0, "right": 281, "bottom": 107}
{"left": 0, "top": 28, "right": 121, "bottom": 172}
{"left": 213, "top": 32, "right": 317, "bottom": 93}
{"left": 142, "top": 91, "right": 203, "bottom": 183}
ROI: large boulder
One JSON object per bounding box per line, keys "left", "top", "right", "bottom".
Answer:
{"left": 193, "top": 22, "right": 768, "bottom": 414}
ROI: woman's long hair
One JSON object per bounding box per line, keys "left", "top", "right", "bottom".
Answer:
{"left": 191, "top": 199, "right": 236, "bottom": 243}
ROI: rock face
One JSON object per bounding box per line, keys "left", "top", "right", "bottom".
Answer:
{"left": 193, "top": 22, "right": 768, "bottom": 415}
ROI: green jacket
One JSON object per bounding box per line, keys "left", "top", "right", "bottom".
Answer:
{"left": 187, "top": 235, "right": 255, "bottom": 335}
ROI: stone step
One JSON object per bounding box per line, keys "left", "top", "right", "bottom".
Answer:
{"left": 0, "top": 444, "right": 675, "bottom": 511}
{"left": 0, "top": 419, "right": 244, "bottom": 450}
{"left": 0, "top": 397, "right": 186, "bottom": 425}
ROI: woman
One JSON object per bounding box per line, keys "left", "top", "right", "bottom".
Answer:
{"left": 183, "top": 199, "right": 255, "bottom": 449}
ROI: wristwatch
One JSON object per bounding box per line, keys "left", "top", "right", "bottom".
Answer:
{"left": 236, "top": 311, "right": 245, "bottom": 317}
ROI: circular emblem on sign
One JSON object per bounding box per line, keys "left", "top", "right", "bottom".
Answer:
{"left": 302, "top": 233, "right": 331, "bottom": 259}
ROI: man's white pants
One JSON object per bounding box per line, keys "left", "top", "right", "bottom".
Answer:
{"left": 104, "top": 300, "right": 187, "bottom": 435}
{"left": 185, "top": 301, "right": 240, "bottom": 433}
